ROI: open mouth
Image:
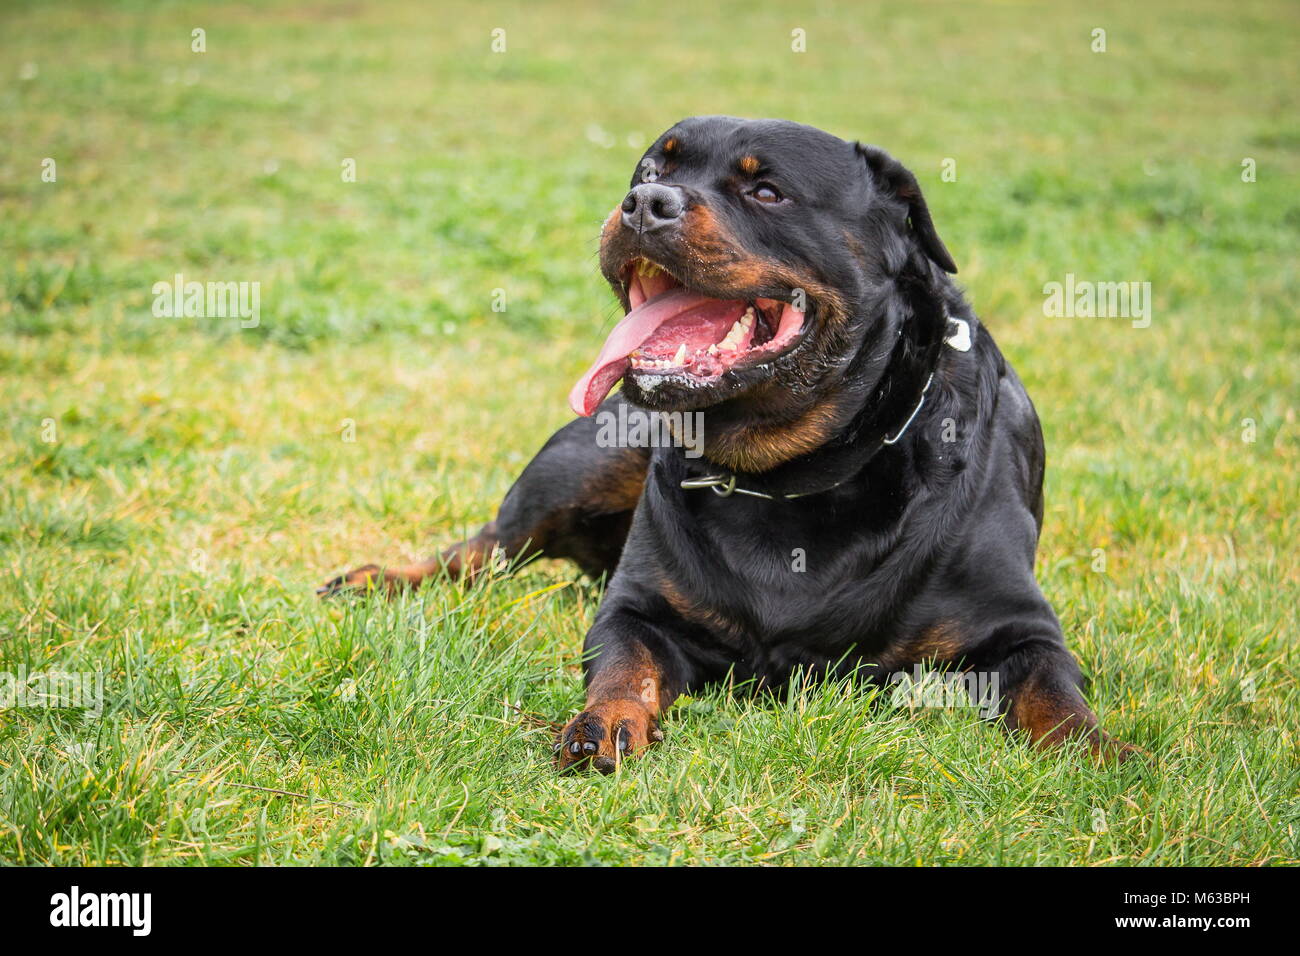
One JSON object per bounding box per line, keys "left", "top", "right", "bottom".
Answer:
{"left": 569, "top": 258, "right": 808, "bottom": 416}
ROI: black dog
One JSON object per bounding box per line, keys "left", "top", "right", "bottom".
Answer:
{"left": 322, "top": 116, "right": 1136, "bottom": 771}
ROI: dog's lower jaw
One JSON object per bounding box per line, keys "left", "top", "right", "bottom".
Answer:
{"left": 693, "top": 384, "right": 856, "bottom": 473}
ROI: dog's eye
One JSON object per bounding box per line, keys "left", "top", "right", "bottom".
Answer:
{"left": 750, "top": 183, "right": 783, "bottom": 204}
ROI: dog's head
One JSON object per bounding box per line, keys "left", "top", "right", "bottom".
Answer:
{"left": 570, "top": 116, "right": 957, "bottom": 466}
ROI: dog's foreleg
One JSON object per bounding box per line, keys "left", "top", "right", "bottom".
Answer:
{"left": 554, "top": 610, "right": 690, "bottom": 773}
{"left": 996, "top": 638, "right": 1140, "bottom": 762}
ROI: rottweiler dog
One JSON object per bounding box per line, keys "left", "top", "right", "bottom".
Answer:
{"left": 321, "top": 116, "right": 1136, "bottom": 771}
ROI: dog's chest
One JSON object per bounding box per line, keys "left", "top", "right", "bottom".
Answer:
{"left": 654, "top": 494, "right": 898, "bottom": 658}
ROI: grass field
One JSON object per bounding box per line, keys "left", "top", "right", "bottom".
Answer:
{"left": 1, "top": 0, "right": 1296, "bottom": 866}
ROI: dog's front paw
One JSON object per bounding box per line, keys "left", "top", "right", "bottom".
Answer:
{"left": 554, "top": 699, "right": 662, "bottom": 774}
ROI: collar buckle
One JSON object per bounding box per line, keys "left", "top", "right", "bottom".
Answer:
{"left": 679, "top": 473, "right": 739, "bottom": 497}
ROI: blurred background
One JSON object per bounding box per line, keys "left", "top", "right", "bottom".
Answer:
{"left": 5, "top": 0, "right": 1295, "bottom": 583}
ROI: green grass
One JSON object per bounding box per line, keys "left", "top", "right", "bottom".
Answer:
{"left": 1, "top": 0, "right": 1297, "bottom": 866}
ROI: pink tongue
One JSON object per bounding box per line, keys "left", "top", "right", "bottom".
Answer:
{"left": 568, "top": 289, "right": 743, "bottom": 416}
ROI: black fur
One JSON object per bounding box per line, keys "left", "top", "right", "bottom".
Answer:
{"left": 325, "top": 116, "right": 1134, "bottom": 769}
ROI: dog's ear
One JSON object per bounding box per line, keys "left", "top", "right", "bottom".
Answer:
{"left": 855, "top": 143, "right": 958, "bottom": 274}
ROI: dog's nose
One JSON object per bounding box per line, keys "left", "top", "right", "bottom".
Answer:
{"left": 621, "top": 182, "right": 684, "bottom": 233}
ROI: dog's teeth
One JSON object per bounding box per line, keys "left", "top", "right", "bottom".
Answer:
{"left": 718, "top": 317, "right": 748, "bottom": 351}
{"left": 707, "top": 343, "right": 719, "bottom": 355}
{"left": 672, "top": 343, "right": 687, "bottom": 365}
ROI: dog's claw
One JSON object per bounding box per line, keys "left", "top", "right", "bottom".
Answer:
{"left": 555, "top": 701, "right": 660, "bottom": 774}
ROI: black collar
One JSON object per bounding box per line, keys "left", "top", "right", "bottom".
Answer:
{"left": 677, "top": 289, "right": 969, "bottom": 502}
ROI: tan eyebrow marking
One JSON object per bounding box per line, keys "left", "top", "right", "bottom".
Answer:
{"left": 663, "top": 137, "right": 678, "bottom": 152}
{"left": 739, "top": 155, "right": 760, "bottom": 174}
